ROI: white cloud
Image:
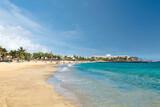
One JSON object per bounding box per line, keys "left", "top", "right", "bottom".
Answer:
{"left": 0, "top": 25, "right": 48, "bottom": 52}
{"left": 0, "top": 0, "right": 48, "bottom": 52}
{"left": 106, "top": 54, "right": 111, "bottom": 57}
{"left": 0, "top": 0, "right": 98, "bottom": 55}
{"left": 0, "top": 0, "right": 42, "bottom": 30}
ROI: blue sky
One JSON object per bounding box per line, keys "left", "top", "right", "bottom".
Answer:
{"left": 0, "top": 0, "right": 160, "bottom": 59}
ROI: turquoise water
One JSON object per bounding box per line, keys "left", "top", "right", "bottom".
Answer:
{"left": 48, "top": 62, "right": 160, "bottom": 107}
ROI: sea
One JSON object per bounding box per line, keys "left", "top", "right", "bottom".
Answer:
{"left": 48, "top": 62, "right": 160, "bottom": 107}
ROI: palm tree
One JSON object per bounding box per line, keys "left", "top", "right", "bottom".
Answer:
{"left": 9, "top": 50, "right": 18, "bottom": 59}
{"left": 17, "top": 47, "right": 26, "bottom": 61}
{"left": 24, "top": 53, "right": 32, "bottom": 61}
{"left": 0, "top": 46, "right": 7, "bottom": 61}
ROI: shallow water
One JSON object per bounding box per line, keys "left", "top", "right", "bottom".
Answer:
{"left": 48, "top": 62, "right": 160, "bottom": 107}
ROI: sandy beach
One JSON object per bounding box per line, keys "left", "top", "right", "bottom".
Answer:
{"left": 0, "top": 62, "right": 75, "bottom": 107}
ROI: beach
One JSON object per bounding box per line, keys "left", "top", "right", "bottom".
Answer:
{"left": 0, "top": 62, "right": 75, "bottom": 107}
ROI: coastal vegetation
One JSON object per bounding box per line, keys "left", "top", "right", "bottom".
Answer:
{"left": 0, "top": 46, "right": 141, "bottom": 62}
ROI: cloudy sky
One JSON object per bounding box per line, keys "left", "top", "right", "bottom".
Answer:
{"left": 0, "top": 0, "right": 160, "bottom": 59}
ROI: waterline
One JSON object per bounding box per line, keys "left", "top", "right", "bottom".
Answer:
{"left": 48, "top": 62, "right": 160, "bottom": 107}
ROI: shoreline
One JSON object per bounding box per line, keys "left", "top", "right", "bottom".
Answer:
{"left": 48, "top": 64, "right": 81, "bottom": 107}
{"left": 47, "top": 62, "right": 160, "bottom": 107}
{"left": 0, "top": 62, "right": 75, "bottom": 107}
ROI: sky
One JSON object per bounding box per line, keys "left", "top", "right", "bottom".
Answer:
{"left": 0, "top": 0, "right": 160, "bottom": 59}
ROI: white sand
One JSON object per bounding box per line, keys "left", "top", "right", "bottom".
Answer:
{"left": 0, "top": 62, "right": 75, "bottom": 107}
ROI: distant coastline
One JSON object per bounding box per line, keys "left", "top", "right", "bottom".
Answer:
{"left": 0, "top": 46, "right": 142, "bottom": 63}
